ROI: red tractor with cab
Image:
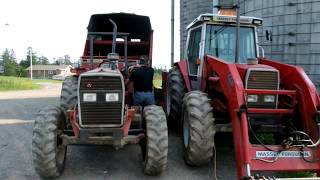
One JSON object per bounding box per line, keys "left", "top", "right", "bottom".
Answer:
{"left": 164, "top": 4, "right": 320, "bottom": 179}
{"left": 32, "top": 13, "right": 168, "bottom": 178}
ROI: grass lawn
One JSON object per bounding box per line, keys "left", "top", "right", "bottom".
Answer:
{"left": 0, "top": 72, "right": 161, "bottom": 91}
{"left": 0, "top": 76, "right": 61, "bottom": 91}
{"left": 32, "top": 78, "right": 63, "bottom": 84}
{"left": 153, "top": 73, "right": 162, "bottom": 88}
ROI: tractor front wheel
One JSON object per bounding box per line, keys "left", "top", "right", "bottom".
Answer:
{"left": 182, "top": 91, "right": 215, "bottom": 166}
{"left": 32, "top": 106, "right": 67, "bottom": 178}
{"left": 142, "top": 105, "right": 168, "bottom": 175}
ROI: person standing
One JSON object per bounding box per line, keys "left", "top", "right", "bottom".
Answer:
{"left": 129, "top": 56, "right": 155, "bottom": 106}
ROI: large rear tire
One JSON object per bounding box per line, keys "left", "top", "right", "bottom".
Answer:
{"left": 142, "top": 105, "right": 168, "bottom": 175}
{"left": 60, "top": 76, "right": 78, "bottom": 116}
{"left": 32, "top": 106, "right": 67, "bottom": 178}
{"left": 166, "top": 68, "right": 185, "bottom": 130}
{"left": 182, "top": 91, "right": 215, "bottom": 166}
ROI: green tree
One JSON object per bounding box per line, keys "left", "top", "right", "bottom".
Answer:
{"left": 19, "top": 59, "right": 30, "bottom": 69}
{"left": 64, "top": 55, "right": 72, "bottom": 65}
{"left": 39, "top": 56, "right": 50, "bottom": 65}
{"left": 16, "top": 66, "right": 27, "bottom": 77}
{"left": 28, "top": 51, "right": 40, "bottom": 65}
{"left": 54, "top": 57, "right": 62, "bottom": 65}
{"left": 20, "top": 49, "right": 50, "bottom": 68}
{"left": 1, "top": 49, "right": 19, "bottom": 76}
{"left": 54, "top": 55, "right": 72, "bottom": 65}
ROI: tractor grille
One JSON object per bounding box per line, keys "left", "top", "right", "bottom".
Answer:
{"left": 80, "top": 102, "right": 122, "bottom": 125}
{"left": 80, "top": 76, "right": 122, "bottom": 90}
{"left": 246, "top": 70, "right": 278, "bottom": 90}
{"left": 79, "top": 75, "right": 123, "bottom": 127}
{"left": 246, "top": 69, "right": 279, "bottom": 109}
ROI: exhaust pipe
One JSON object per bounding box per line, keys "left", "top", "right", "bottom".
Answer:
{"left": 109, "top": 19, "right": 117, "bottom": 53}
{"left": 108, "top": 19, "right": 119, "bottom": 70}
{"left": 88, "top": 19, "right": 120, "bottom": 70}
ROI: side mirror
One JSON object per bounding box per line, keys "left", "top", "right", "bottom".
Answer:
{"left": 266, "top": 30, "right": 272, "bottom": 41}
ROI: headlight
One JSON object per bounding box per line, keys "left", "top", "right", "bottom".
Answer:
{"left": 106, "top": 93, "right": 119, "bottom": 102}
{"left": 247, "top": 95, "right": 258, "bottom": 103}
{"left": 264, "top": 95, "right": 275, "bottom": 102}
{"left": 83, "top": 93, "right": 97, "bottom": 102}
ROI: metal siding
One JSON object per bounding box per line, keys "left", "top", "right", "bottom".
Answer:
{"left": 180, "top": 0, "right": 215, "bottom": 59}
{"left": 240, "top": 0, "right": 320, "bottom": 87}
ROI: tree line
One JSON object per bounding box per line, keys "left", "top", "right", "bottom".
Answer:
{"left": 0, "top": 48, "right": 73, "bottom": 77}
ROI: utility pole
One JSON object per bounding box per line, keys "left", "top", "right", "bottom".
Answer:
{"left": 170, "top": 0, "right": 174, "bottom": 66}
{"left": 235, "top": 0, "right": 240, "bottom": 63}
{"left": 28, "top": 47, "right": 33, "bottom": 80}
{"left": 40, "top": 56, "right": 45, "bottom": 79}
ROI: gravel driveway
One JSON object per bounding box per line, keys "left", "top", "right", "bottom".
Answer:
{"left": 0, "top": 83, "right": 236, "bottom": 180}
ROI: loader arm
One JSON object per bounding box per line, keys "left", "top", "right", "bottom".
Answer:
{"left": 205, "top": 55, "right": 248, "bottom": 177}
{"left": 259, "top": 58, "right": 320, "bottom": 140}
{"left": 206, "top": 55, "right": 320, "bottom": 179}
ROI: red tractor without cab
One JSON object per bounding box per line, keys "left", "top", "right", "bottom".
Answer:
{"left": 32, "top": 13, "right": 168, "bottom": 178}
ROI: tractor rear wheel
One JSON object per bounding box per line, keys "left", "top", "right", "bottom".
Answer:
{"left": 60, "top": 75, "right": 78, "bottom": 116}
{"left": 142, "top": 105, "right": 168, "bottom": 175}
{"left": 182, "top": 91, "right": 215, "bottom": 166}
{"left": 166, "top": 68, "right": 185, "bottom": 131}
{"left": 32, "top": 106, "right": 67, "bottom": 178}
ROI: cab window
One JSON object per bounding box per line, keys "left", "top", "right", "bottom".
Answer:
{"left": 187, "top": 27, "right": 202, "bottom": 75}
{"left": 205, "top": 25, "right": 256, "bottom": 63}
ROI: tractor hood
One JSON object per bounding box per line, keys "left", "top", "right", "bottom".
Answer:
{"left": 81, "top": 67, "right": 122, "bottom": 77}
{"left": 236, "top": 63, "right": 277, "bottom": 80}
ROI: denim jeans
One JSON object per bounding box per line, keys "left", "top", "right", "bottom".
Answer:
{"left": 133, "top": 91, "right": 155, "bottom": 107}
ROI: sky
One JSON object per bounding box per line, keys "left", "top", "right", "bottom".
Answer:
{"left": 0, "top": 0, "right": 180, "bottom": 69}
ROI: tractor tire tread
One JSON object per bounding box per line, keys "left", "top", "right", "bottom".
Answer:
{"left": 143, "top": 105, "right": 168, "bottom": 175}
{"left": 167, "top": 68, "right": 185, "bottom": 129}
{"left": 183, "top": 91, "right": 215, "bottom": 166}
{"left": 60, "top": 76, "right": 78, "bottom": 116}
{"left": 32, "top": 106, "right": 66, "bottom": 178}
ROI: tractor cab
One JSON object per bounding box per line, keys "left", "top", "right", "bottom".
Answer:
{"left": 185, "top": 12, "right": 263, "bottom": 77}
{"left": 165, "top": 5, "right": 320, "bottom": 179}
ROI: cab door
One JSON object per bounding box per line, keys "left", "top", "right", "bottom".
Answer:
{"left": 185, "top": 26, "right": 204, "bottom": 90}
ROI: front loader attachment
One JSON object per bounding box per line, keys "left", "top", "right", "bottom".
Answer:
{"left": 206, "top": 55, "right": 320, "bottom": 179}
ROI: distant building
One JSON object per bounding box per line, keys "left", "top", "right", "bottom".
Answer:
{"left": 26, "top": 65, "right": 73, "bottom": 79}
